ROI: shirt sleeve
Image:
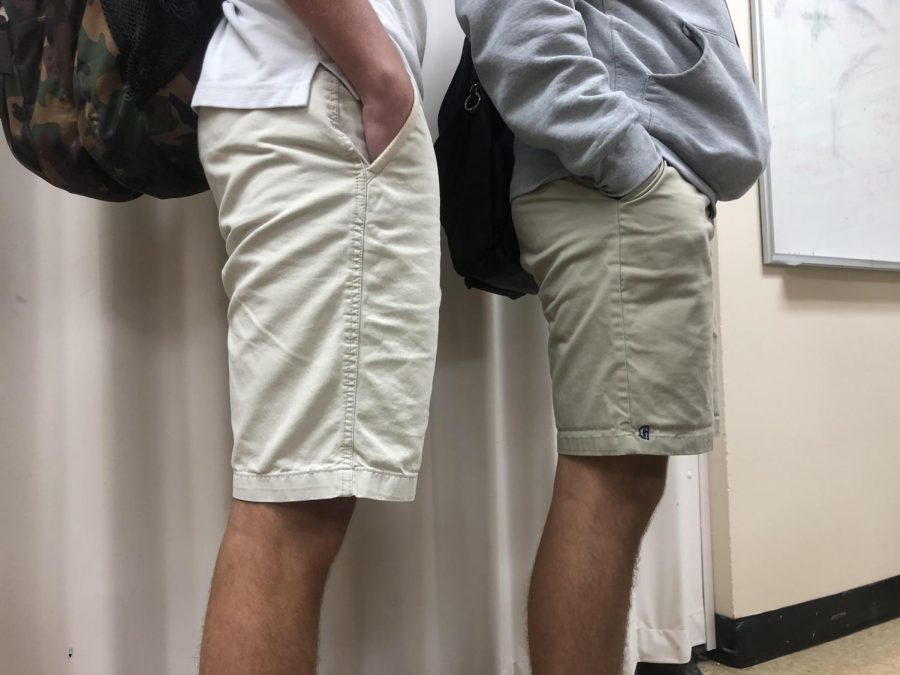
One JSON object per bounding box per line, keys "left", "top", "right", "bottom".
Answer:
{"left": 454, "top": 0, "right": 662, "bottom": 197}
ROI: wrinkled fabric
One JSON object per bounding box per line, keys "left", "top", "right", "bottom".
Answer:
{"left": 512, "top": 163, "right": 717, "bottom": 456}
{"left": 198, "top": 68, "right": 442, "bottom": 502}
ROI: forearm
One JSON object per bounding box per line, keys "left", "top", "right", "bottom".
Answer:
{"left": 456, "top": 0, "right": 661, "bottom": 195}
{"left": 283, "top": 0, "right": 407, "bottom": 102}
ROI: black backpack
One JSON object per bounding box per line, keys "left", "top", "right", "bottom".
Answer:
{"left": 434, "top": 40, "right": 538, "bottom": 299}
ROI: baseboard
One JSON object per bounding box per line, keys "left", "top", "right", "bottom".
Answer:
{"left": 706, "top": 575, "right": 900, "bottom": 668}
{"left": 634, "top": 645, "right": 707, "bottom": 674}
{"left": 634, "top": 661, "right": 701, "bottom": 675}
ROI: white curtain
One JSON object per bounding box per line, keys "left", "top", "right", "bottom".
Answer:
{"left": 0, "top": 5, "right": 711, "bottom": 673}
{"left": 0, "top": 155, "right": 710, "bottom": 675}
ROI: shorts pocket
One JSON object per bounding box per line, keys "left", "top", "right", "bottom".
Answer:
{"left": 644, "top": 24, "right": 770, "bottom": 201}
{"left": 327, "top": 71, "right": 367, "bottom": 164}
{"left": 327, "top": 69, "right": 420, "bottom": 177}
{"left": 364, "top": 97, "right": 420, "bottom": 177}
{"left": 619, "top": 160, "right": 666, "bottom": 204}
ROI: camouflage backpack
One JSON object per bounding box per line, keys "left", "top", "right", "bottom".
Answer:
{"left": 0, "top": 0, "right": 222, "bottom": 201}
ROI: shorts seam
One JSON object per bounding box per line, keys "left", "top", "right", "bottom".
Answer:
{"left": 339, "top": 141, "right": 367, "bottom": 494}
{"left": 558, "top": 428, "right": 714, "bottom": 457}
{"left": 234, "top": 466, "right": 416, "bottom": 480}
{"left": 559, "top": 445, "right": 712, "bottom": 457}
{"left": 323, "top": 68, "right": 367, "bottom": 168}
{"left": 350, "top": 172, "right": 369, "bottom": 483}
{"left": 559, "top": 427, "right": 714, "bottom": 439}
{"left": 615, "top": 200, "right": 636, "bottom": 428}
{"left": 326, "top": 69, "right": 340, "bottom": 134}
{"left": 233, "top": 466, "right": 419, "bottom": 502}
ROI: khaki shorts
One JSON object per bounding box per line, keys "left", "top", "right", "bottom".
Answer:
{"left": 198, "top": 68, "right": 441, "bottom": 502}
{"left": 511, "top": 162, "right": 716, "bottom": 456}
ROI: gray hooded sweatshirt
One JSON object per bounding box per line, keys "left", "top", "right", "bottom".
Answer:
{"left": 455, "top": 0, "right": 771, "bottom": 205}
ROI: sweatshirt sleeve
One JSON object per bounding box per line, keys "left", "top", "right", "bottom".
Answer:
{"left": 455, "top": 0, "right": 662, "bottom": 197}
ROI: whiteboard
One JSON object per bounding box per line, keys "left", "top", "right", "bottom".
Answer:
{"left": 752, "top": 0, "right": 900, "bottom": 270}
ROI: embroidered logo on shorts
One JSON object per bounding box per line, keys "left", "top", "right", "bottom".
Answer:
{"left": 638, "top": 426, "right": 651, "bottom": 441}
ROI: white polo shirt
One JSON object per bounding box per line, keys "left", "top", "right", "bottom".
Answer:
{"left": 192, "top": 0, "right": 427, "bottom": 109}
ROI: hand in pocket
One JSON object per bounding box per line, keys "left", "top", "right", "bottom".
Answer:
{"left": 361, "top": 71, "right": 415, "bottom": 162}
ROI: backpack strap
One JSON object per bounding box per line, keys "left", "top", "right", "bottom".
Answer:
{"left": 0, "top": 18, "right": 13, "bottom": 154}
{"left": 0, "top": 21, "right": 12, "bottom": 76}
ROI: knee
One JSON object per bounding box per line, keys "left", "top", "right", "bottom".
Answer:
{"left": 227, "top": 497, "right": 356, "bottom": 565}
{"left": 617, "top": 455, "right": 668, "bottom": 510}
{"left": 557, "top": 454, "right": 668, "bottom": 518}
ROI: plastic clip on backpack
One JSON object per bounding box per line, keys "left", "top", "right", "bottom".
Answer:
{"left": 435, "top": 39, "right": 538, "bottom": 299}
{"left": 0, "top": 0, "right": 222, "bottom": 201}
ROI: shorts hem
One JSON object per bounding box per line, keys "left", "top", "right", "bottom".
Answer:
{"left": 557, "top": 429, "right": 714, "bottom": 457}
{"left": 232, "top": 466, "right": 417, "bottom": 503}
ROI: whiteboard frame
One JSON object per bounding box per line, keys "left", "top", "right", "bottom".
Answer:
{"left": 750, "top": 0, "right": 900, "bottom": 272}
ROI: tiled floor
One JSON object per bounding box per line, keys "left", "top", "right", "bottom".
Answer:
{"left": 698, "top": 618, "right": 900, "bottom": 675}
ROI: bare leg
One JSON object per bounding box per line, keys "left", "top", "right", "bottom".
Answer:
{"left": 199, "top": 497, "right": 356, "bottom": 675}
{"left": 528, "top": 454, "right": 668, "bottom": 675}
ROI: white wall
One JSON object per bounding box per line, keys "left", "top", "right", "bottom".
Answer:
{"left": 710, "top": 0, "right": 900, "bottom": 619}
{"left": 0, "top": 182, "right": 232, "bottom": 674}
